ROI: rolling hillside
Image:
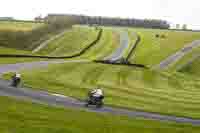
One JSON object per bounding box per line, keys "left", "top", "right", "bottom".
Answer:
{"left": 128, "top": 28, "right": 200, "bottom": 67}
{"left": 0, "top": 96, "right": 199, "bottom": 133}
{"left": 36, "top": 26, "right": 99, "bottom": 56}
{"left": 1, "top": 21, "right": 200, "bottom": 132}
{"left": 0, "top": 21, "right": 44, "bottom": 31}
{"left": 4, "top": 61, "right": 200, "bottom": 119}
{"left": 179, "top": 58, "right": 200, "bottom": 76}
{"left": 0, "top": 20, "right": 72, "bottom": 50}
{"left": 0, "top": 23, "right": 102, "bottom": 64}
{"left": 79, "top": 27, "right": 120, "bottom": 60}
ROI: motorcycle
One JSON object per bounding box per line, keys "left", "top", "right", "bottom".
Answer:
{"left": 11, "top": 77, "right": 21, "bottom": 87}
{"left": 85, "top": 93, "right": 104, "bottom": 108}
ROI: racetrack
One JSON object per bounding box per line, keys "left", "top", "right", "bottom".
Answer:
{"left": 0, "top": 79, "right": 200, "bottom": 125}
{"left": 0, "top": 58, "right": 200, "bottom": 125}
{"left": 104, "top": 30, "right": 129, "bottom": 61}
{"left": 153, "top": 40, "right": 200, "bottom": 70}
{"left": 0, "top": 30, "right": 200, "bottom": 125}
{"left": 0, "top": 60, "right": 89, "bottom": 76}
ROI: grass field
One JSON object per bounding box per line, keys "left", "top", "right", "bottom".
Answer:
{"left": 0, "top": 25, "right": 104, "bottom": 64}
{"left": 0, "top": 96, "right": 199, "bottom": 133}
{"left": 0, "top": 58, "right": 45, "bottom": 65}
{"left": 0, "top": 46, "right": 45, "bottom": 65}
{"left": 0, "top": 26, "right": 118, "bottom": 64}
{"left": 179, "top": 58, "right": 200, "bottom": 76}
{"left": 128, "top": 28, "right": 200, "bottom": 67}
{"left": 124, "top": 30, "right": 138, "bottom": 59}
{"left": 0, "top": 46, "right": 31, "bottom": 55}
{"left": 78, "top": 28, "right": 120, "bottom": 60}
{"left": 0, "top": 20, "right": 70, "bottom": 50}
{"left": 2, "top": 24, "right": 200, "bottom": 124}
{"left": 0, "top": 21, "right": 44, "bottom": 31}
{"left": 4, "top": 61, "right": 200, "bottom": 119}
{"left": 36, "top": 26, "right": 99, "bottom": 56}
{"left": 0, "top": 25, "right": 114, "bottom": 58}
{"left": 167, "top": 45, "right": 200, "bottom": 71}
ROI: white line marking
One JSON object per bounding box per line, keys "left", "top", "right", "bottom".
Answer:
{"left": 52, "top": 93, "right": 67, "bottom": 98}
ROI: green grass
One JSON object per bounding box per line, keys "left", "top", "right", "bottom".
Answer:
{"left": 37, "top": 26, "right": 99, "bottom": 56}
{"left": 129, "top": 28, "right": 200, "bottom": 67}
{"left": 0, "top": 25, "right": 104, "bottom": 64}
{"left": 0, "top": 46, "right": 31, "bottom": 54}
{"left": 124, "top": 30, "right": 138, "bottom": 58}
{"left": 0, "top": 25, "right": 116, "bottom": 59}
{"left": 2, "top": 26, "right": 200, "bottom": 132}
{"left": 4, "top": 62, "right": 200, "bottom": 119}
{"left": 167, "top": 45, "right": 200, "bottom": 71}
{"left": 0, "top": 46, "right": 44, "bottom": 65}
{"left": 0, "top": 96, "right": 199, "bottom": 133}
{"left": 0, "top": 58, "right": 45, "bottom": 65}
{"left": 179, "top": 58, "right": 200, "bottom": 76}
{"left": 0, "top": 21, "right": 72, "bottom": 50}
{"left": 79, "top": 27, "right": 120, "bottom": 60}
{"left": 0, "top": 21, "right": 44, "bottom": 31}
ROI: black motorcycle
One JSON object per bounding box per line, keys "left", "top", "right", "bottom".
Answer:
{"left": 11, "top": 77, "right": 21, "bottom": 87}
{"left": 85, "top": 93, "right": 104, "bottom": 108}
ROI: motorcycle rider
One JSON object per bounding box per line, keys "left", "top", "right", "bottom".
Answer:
{"left": 90, "top": 87, "right": 104, "bottom": 101}
{"left": 87, "top": 87, "right": 104, "bottom": 107}
{"left": 12, "top": 73, "right": 21, "bottom": 87}
{"left": 86, "top": 86, "right": 104, "bottom": 107}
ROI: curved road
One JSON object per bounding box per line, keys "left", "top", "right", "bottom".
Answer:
{"left": 104, "top": 30, "right": 129, "bottom": 62}
{"left": 0, "top": 31, "right": 200, "bottom": 125}
{"left": 0, "top": 80, "right": 200, "bottom": 125}
{"left": 0, "top": 60, "right": 89, "bottom": 76}
{"left": 153, "top": 40, "right": 200, "bottom": 70}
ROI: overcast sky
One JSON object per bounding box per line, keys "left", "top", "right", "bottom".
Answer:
{"left": 0, "top": 0, "right": 199, "bottom": 29}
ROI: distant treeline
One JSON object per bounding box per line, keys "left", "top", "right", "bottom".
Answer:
{"left": 0, "top": 18, "right": 43, "bottom": 23}
{"left": 0, "top": 17, "right": 14, "bottom": 21}
{"left": 45, "top": 14, "right": 170, "bottom": 29}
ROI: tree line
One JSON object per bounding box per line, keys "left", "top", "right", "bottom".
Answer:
{"left": 45, "top": 14, "right": 170, "bottom": 29}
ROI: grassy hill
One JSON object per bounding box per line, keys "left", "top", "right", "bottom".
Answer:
{"left": 3, "top": 27, "right": 200, "bottom": 119}
{"left": 2, "top": 24, "right": 200, "bottom": 132}
{"left": 0, "top": 23, "right": 103, "bottom": 57}
{"left": 179, "top": 58, "right": 200, "bottom": 76}
{"left": 0, "top": 21, "right": 72, "bottom": 50}
{"left": 36, "top": 26, "right": 99, "bottom": 56}
{"left": 128, "top": 28, "right": 200, "bottom": 67}
{"left": 0, "top": 24, "right": 103, "bottom": 64}
{"left": 0, "top": 21, "right": 44, "bottom": 31}
{"left": 0, "top": 96, "right": 199, "bottom": 133}
{"left": 79, "top": 27, "right": 120, "bottom": 60}
{"left": 165, "top": 44, "right": 200, "bottom": 71}
{"left": 4, "top": 61, "right": 200, "bottom": 119}
{"left": 0, "top": 46, "right": 43, "bottom": 64}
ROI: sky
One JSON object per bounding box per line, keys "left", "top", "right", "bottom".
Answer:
{"left": 0, "top": 0, "right": 199, "bottom": 29}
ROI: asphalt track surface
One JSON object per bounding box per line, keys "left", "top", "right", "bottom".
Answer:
{"left": 0, "top": 31, "right": 200, "bottom": 125}
{"left": 104, "top": 31, "right": 129, "bottom": 61}
{"left": 153, "top": 40, "right": 200, "bottom": 70}
{"left": 0, "top": 79, "right": 200, "bottom": 125}
{"left": 0, "top": 60, "right": 89, "bottom": 76}
{"left": 0, "top": 58, "right": 200, "bottom": 125}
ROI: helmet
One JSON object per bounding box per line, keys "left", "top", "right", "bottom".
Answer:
{"left": 16, "top": 73, "right": 21, "bottom": 78}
